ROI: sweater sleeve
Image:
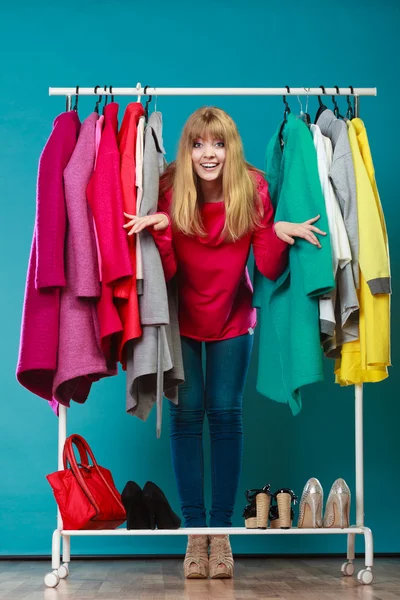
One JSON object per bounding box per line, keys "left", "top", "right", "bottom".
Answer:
{"left": 147, "top": 192, "right": 177, "bottom": 282}
{"left": 251, "top": 179, "right": 288, "bottom": 281}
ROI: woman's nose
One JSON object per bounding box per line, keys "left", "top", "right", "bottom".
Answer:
{"left": 203, "top": 146, "right": 216, "bottom": 158}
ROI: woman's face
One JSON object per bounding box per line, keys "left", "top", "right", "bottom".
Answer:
{"left": 192, "top": 133, "right": 226, "bottom": 182}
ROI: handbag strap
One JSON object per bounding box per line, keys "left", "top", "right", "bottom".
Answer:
{"left": 64, "top": 435, "right": 125, "bottom": 513}
{"left": 63, "top": 434, "right": 90, "bottom": 470}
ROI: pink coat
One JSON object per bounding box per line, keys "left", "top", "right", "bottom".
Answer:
{"left": 87, "top": 102, "right": 132, "bottom": 362}
{"left": 53, "top": 112, "right": 116, "bottom": 406}
{"left": 17, "top": 111, "right": 80, "bottom": 404}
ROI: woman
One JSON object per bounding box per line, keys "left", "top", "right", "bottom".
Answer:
{"left": 124, "top": 107, "right": 325, "bottom": 579}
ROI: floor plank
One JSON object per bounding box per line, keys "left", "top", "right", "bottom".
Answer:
{"left": 0, "top": 557, "right": 398, "bottom": 599}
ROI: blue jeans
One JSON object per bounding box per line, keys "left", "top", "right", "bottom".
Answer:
{"left": 169, "top": 333, "right": 254, "bottom": 527}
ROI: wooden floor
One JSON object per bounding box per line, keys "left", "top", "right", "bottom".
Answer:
{"left": 0, "top": 557, "right": 399, "bottom": 600}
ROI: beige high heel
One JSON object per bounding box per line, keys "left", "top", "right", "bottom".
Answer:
{"left": 298, "top": 478, "right": 323, "bottom": 528}
{"left": 243, "top": 485, "right": 272, "bottom": 529}
{"left": 323, "top": 479, "right": 351, "bottom": 528}
{"left": 184, "top": 535, "right": 209, "bottom": 579}
{"left": 274, "top": 489, "right": 298, "bottom": 529}
{"left": 209, "top": 535, "right": 234, "bottom": 579}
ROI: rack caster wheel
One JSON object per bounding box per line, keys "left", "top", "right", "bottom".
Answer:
{"left": 341, "top": 561, "right": 355, "bottom": 576}
{"left": 58, "top": 564, "right": 69, "bottom": 579}
{"left": 357, "top": 568, "right": 374, "bottom": 585}
{"left": 44, "top": 570, "right": 60, "bottom": 588}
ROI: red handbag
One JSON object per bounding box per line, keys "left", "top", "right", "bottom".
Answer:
{"left": 46, "top": 434, "right": 126, "bottom": 530}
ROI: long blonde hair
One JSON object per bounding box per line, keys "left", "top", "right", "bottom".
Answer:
{"left": 161, "top": 106, "right": 264, "bottom": 241}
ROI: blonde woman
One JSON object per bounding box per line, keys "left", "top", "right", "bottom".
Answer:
{"left": 125, "top": 107, "right": 325, "bottom": 579}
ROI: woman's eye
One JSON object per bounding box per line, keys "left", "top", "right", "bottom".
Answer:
{"left": 215, "top": 142, "right": 224, "bottom": 147}
{"left": 193, "top": 142, "right": 202, "bottom": 148}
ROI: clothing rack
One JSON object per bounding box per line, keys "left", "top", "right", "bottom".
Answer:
{"left": 44, "top": 85, "right": 376, "bottom": 588}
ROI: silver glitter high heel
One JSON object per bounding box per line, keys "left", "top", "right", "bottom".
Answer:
{"left": 323, "top": 478, "right": 351, "bottom": 529}
{"left": 297, "top": 477, "right": 323, "bottom": 528}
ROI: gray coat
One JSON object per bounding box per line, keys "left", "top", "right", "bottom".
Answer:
{"left": 316, "top": 109, "right": 359, "bottom": 289}
{"left": 126, "top": 112, "right": 184, "bottom": 437}
{"left": 316, "top": 109, "right": 360, "bottom": 355}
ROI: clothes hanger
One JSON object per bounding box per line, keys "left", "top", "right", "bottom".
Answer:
{"left": 109, "top": 85, "right": 114, "bottom": 103}
{"left": 144, "top": 85, "right": 153, "bottom": 121}
{"left": 346, "top": 85, "right": 355, "bottom": 120}
{"left": 136, "top": 82, "right": 142, "bottom": 104}
{"left": 72, "top": 85, "right": 79, "bottom": 113}
{"left": 279, "top": 86, "right": 291, "bottom": 149}
{"left": 332, "top": 86, "right": 345, "bottom": 119}
{"left": 314, "top": 85, "right": 327, "bottom": 122}
{"left": 102, "top": 85, "right": 109, "bottom": 114}
{"left": 297, "top": 88, "right": 311, "bottom": 126}
{"left": 94, "top": 86, "right": 102, "bottom": 114}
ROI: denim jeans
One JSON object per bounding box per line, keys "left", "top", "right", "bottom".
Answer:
{"left": 169, "top": 333, "right": 254, "bottom": 527}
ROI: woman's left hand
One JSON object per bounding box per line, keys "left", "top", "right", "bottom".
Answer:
{"left": 274, "top": 215, "right": 327, "bottom": 248}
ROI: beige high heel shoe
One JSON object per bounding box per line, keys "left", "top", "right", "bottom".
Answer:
{"left": 323, "top": 478, "right": 351, "bottom": 528}
{"left": 184, "top": 535, "right": 209, "bottom": 579}
{"left": 209, "top": 534, "right": 234, "bottom": 579}
{"left": 298, "top": 478, "right": 323, "bottom": 528}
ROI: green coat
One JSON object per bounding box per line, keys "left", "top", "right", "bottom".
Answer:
{"left": 253, "top": 114, "right": 334, "bottom": 415}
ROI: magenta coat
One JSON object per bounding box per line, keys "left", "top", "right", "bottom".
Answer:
{"left": 53, "top": 112, "right": 116, "bottom": 406}
{"left": 17, "top": 111, "right": 80, "bottom": 406}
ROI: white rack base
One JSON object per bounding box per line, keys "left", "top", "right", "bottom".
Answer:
{"left": 44, "top": 525, "right": 374, "bottom": 588}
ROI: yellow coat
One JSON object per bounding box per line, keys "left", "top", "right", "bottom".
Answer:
{"left": 335, "top": 119, "right": 391, "bottom": 385}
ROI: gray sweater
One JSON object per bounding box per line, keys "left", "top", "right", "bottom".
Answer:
{"left": 126, "top": 112, "right": 184, "bottom": 437}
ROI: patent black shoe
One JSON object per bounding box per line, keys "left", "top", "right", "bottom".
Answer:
{"left": 243, "top": 484, "right": 272, "bottom": 529}
{"left": 121, "top": 481, "right": 152, "bottom": 529}
{"left": 271, "top": 488, "right": 298, "bottom": 529}
{"left": 142, "top": 481, "right": 181, "bottom": 529}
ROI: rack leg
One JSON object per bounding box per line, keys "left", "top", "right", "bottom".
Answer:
{"left": 341, "top": 533, "right": 356, "bottom": 577}
{"left": 363, "top": 527, "right": 374, "bottom": 568}
{"left": 347, "top": 533, "right": 355, "bottom": 561}
{"left": 58, "top": 535, "right": 71, "bottom": 579}
{"left": 44, "top": 530, "right": 62, "bottom": 588}
{"left": 356, "top": 527, "right": 374, "bottom": 585}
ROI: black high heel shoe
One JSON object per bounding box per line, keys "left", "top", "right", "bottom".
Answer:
{"left": 143, "top": 481, "right": 181, "bottom": 529}
{"left": 121, "top": 481, "right": 151, "bottom": 529}
{"left": 243, "top": 484, "right": 272, "bottom": 529}
{"left": 271, "top": 488, "right": 298, "bottom": 529}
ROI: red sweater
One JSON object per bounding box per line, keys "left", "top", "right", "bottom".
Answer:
{"left": 151, "top": 173, "right": 288, "bottom": 341}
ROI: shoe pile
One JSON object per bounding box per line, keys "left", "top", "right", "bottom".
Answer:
{"left": 242, "top": 477, "right": 351, "bottom": 530}
{"left": 243, "top": 485, "right": 298, "bottom": 529}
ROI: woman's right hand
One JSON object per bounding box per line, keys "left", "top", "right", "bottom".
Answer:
{"left": 123, "top": 212, "right": 169, "bottom": 236}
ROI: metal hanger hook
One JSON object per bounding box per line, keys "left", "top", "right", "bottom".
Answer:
{"left": 332, "top": 85, "right": 340, "bottom": 117}
{"left": 72, "top": 85, "right": 79, "bottom": 112}
{"left": 318, "top": 85, "right": 326, "bottom": 107}
{"left": 94, "top": 85, "right": 102, "bottom": 114}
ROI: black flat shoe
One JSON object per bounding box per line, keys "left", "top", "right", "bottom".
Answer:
{"left": 121, "top": 481, "right": 151, "bottom": 529}
{"left": 143, "top": 481, "right": 181, "bottom": 529}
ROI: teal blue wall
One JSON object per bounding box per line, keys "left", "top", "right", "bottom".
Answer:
{"left": 1, "top": 0, "right": 398, "bottom": 556}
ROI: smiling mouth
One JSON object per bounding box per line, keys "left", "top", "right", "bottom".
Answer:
{"left": 201, "top": 163, "right": 219, "bottom": 170}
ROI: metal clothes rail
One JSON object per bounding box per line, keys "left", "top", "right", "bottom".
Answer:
{"left": 44, "top": 85, "right": 375, "bottom": 588}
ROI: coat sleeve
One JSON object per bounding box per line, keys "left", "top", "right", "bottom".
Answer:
{"left": 35, "top": 118, "right": 77, "bottom": 289}
{"left": 347, "top": 123, "right": 391, "bottom": 295}
{"left": 276, "top": 123, "right": 335, "bottom": 298}
{"left": 147, "top": 192, "right": 177, "bottom": 282}
{"left": 251, "top": 178, "right": 288, "bottom": 281}
{"left": 87, "top": 148, "right": 133, "bottom": 286}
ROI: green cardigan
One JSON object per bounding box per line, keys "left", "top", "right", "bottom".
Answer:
{"left": 253, "top": 114, "right": 334, "bottom": 415}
